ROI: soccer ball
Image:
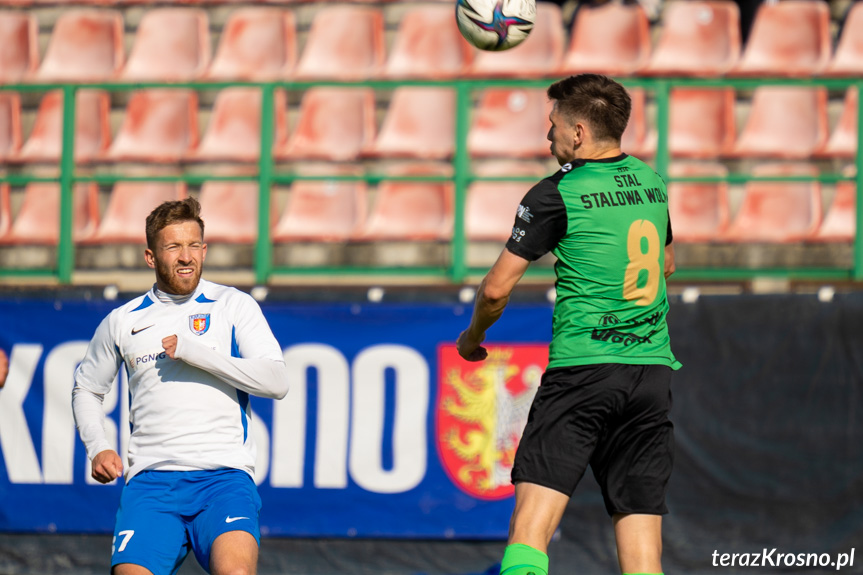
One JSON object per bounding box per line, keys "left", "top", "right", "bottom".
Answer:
{"left": 455, "top": 0, "right": 536, "bottom": 52}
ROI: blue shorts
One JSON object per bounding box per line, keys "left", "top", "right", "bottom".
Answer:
{"left": 111, "top": 468, "right": 262, "bottom": 575}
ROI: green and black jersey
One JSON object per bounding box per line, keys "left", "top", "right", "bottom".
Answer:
{"left": 505, "top": 154, "right": 681, "bottom": 370}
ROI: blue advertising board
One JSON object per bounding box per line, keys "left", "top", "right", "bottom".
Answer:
{"left": 0, "top": 298, "right": 552, "bottom": 538}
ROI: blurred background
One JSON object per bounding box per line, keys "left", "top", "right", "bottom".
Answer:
{"left": 1, "top": 0, "right": 863, "bottom": 573}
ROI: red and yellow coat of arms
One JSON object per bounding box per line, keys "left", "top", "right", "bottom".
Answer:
{"left": 436, "top": 344, "right": 547, "bottom": 500}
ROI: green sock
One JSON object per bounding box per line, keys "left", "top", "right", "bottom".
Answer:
{"left": 499, "top": 543, "right": 549, "bottom": 575}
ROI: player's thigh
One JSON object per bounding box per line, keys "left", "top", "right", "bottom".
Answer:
{"left": 210, "top": 530, "right": 259, "bottom": 575}
{"left": 508, "top": 481, "right": 571, "bottom": 549}
{"left": 111, "top": 474, "right": 189, "bottom": 575}
{"left": 187, "top": 469, "right": 262, "bottom": 572}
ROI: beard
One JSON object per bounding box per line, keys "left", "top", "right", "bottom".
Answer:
{"left": 154, "top": 257, "right": 201, "bottom": 295}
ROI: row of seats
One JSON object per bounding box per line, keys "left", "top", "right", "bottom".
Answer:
{"left": 0, "top": 162, "right": 856, "bottom": 246}
{"left": 1, "top": 1, "right": 862, "bottom": 84}
{"left": 0, "top": 84, "right": 857, "bottom": 164}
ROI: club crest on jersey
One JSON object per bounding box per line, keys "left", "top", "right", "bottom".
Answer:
{"left": 189, "top": 313, "right": 210, "bottom": 335}
{"left": 436, "top": 344, "right": 546, "bottom": 499}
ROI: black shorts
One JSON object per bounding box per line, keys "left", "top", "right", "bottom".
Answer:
{"left": 511, "top": 363, "right": 674, "bottom": 516}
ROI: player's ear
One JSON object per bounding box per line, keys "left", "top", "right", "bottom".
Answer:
{"left": 201, "top": 242, "right": 207, "bottom": 262}
{"left": 144, "top": 248, "right": 156, "bottom": 269}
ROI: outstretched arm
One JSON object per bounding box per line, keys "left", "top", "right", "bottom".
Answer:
{"left": 457, "top": 249, "right": 531, "bottom": 362}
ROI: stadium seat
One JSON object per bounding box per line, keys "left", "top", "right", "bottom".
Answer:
{"left": 11, "top": 90, "right": 110, "bottom": 163}
{"left": 0, "top": 12, "right": 38, "bottom": 84}
{"left": 0, "top": 93, "right": 21, "bottom": 162}
{"left": 816, "top": 88, "right": 857, "bottom": 159}
{"left": 642, "top": 1, "right": 740, "bottom": 76}
{"left": 120, "top": 8, "right": 210, "bottom": 81}
{"left": 273, "top": 176, "right": 368, "bottom": 243}
{"left": 561, "top": 1, "right": 650, "bottom": 76}
{"left": 85, "top": 182, "right": 186, "bottom": 244}
{"left": 358, "top": 164, "right": 454, "bottom": 241}
{"left": 103, "top": 90, "right": 198, "bottom": 163}
{"left": 825, "top": 2, "right": 863, "bottom": 76}
{"left": 731, "top": 0, "right": 830, "bottom": 77}
{"left": 0, "top": 184, "right": 10, "bottom": 240}
{"left": 367, "top": 88, "right": 455, "bottom": 160}
{"left": 205, "top": 8, "right": 296, "bottom": 81}
{"left": 294, "top": 6, "right": 385, "bottom": 80}
{"left": 384, "top": 4, "right": 473, "bottom": 79}
{"left": 666, "top": 162, "right": 730, "bottom": 242}
{"left": 724, "top": 164, "right": 822, "bottom": 243}
{"left": 621, "top": 88, "right": 649, "bottom": 157}
{"left": 468, "top": 2, "right": 564, "bottom": 78}
{"left": 468, "top": 88, "right": 552, "bottom": 158}
{"left": 189, "top": 88, "right": 288, "bottom": 163}
{"left": 466, "top": 161, "right": 548, "bottom": 241}
{"left": 277, "top": 88, "right": 375, "bottom": 162}
{"left": 642, "top": 89, "right": 736, "bottom": 159}
{"left": 34, "top": 10, "right": 124, "bottom": 82}
{"left": 198, "top": 181, "right": 260, "bottom": 244}
{"left": 814, "top": 169, "right": 856, "bottom": 242}
{"left": 730, "top": 87, "right": 827, "bottom": 159}
{"left": 0, "top": 183, "right": 99, "bottom": 245}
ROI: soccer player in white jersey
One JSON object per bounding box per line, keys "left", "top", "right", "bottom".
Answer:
{"left": 72, "top": 197, "right": 289, "bottom": 575}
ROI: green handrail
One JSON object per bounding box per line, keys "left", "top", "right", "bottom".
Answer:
{"left": 0, "top": 77, "right": 860, "bottom": 285}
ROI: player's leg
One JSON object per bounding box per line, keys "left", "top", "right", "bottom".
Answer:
{"left": 209, "top": 530, "right": 258, "bottom": 575}
{"left": 613, "top": 513, "right": 662, "bottom": 574}
{"left": 111, "top": 471, "right": 191, "bottom": 575}
{"left": 500, "top": 482, "right": 569, "bottom": 575}
{"left": 186, "top": 469, "right": 262, "bottom": 575}
{"left": 590, "top": 365, "right": 674, "bottom": 575}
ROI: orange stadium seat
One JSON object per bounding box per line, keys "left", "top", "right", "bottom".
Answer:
{"left": 189, "top": 87, "right": 288, "bottom": 163}
{"left": 205, "top": 8, "right": 296, "bottom": 81}
{"left": 367, "top": 87, "right": 455, "bottom": 160}
{"left": 120, "top": 8, "right": 210, "bottom": 81}
{"left": 294, "top": 6, "right": 384, "bottom": 80}
{"left": 359, "top": 165, "right": 453, "bottom": 241}
{"left": 11, "top": 90, "right": 110, "bottom": 163}
{"left": 0, "top": 183, "right": 99, "bottom": 245}
{"left": 0, "top": 12, "right": 38, "bottom": 84}
{"left": 825, "top": 2, "right": 863, "bottom": 76}
{"left": 198, "top": 181, "right": 261, "bottom": 244}
{"left": 34, "top": 10, "right": 124, "bottom": 82}
{"left": 642, "top": 1, "right": 740, "bottom": 76}
{"left": 667, "top": 162, "right": 730, "bottom": 242}
{"left": 731, "top": 0, "right": 830, "bottom": 77}
{"left": 277, "top": 88, "right": 375, "bottom": 162}
{"left": 466, "top": 160, "right": 548, "bottom": 241}
{"left": 730, "top": 87, "right": 827, "bottom": 159}
{"left": 642, "top": 89, "right": 736, "bottom": 159}
{"left": 103, "top": 90, "right": 198, "bottom": 163}
{"left": 816, "top": 88, "right": 857, "bottom": 160}
{"left": 384, "top": 4, "right": 473, "bottom": 79}
{"left": 468, "top": 88, "right": 552, "bottom": 158}
{"left": 0, "top": 184, "right": 9, "bottom": 240}
{"left": 0, "top": 93, "right": 22, "bottom": 162}
{"left": 724, "top": 164, "right": 822, "bottom": 243}
{"left": 814, "top": 176, "right": 856, "bottom": 242}
{"left": 468, "top": 2, "right": 564, "bottom": 78}
{"left": 85, "top": 182, "right": 186, "bottom": 244}
{"left": 273, "top": 177, "right": 368, "bottom": 243}
{"left": 621, "top": 88, "right": 649, "bottom": 157}
{"left": 561, "top": 1, "right": 650, "bottom": 76}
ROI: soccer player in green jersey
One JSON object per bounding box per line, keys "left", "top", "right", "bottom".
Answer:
{"left": 457, "top": 74, "right": 681, "bottom": 575}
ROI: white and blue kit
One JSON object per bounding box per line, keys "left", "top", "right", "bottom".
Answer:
{"left": 72, "top": 278, "right": 289, "bottom": 574}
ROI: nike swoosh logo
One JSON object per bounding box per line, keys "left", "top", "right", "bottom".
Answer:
{"left": 131, "top": 325, "right": 154, "bottom": 335}
{"left": 225, "top": 516, "right": 249, "bottom": 523}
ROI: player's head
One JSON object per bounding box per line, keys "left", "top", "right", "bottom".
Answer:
{"left": 144, "top": 197, "right": 207, "bottom": 295}
{"left": 546, "top": 74, "right": 631, "bottom": 164}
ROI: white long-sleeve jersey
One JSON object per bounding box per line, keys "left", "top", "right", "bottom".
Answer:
{"left": 72, "top": 279, "right": 289, "bottom": 482}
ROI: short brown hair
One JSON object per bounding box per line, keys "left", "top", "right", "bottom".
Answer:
{"left": 547, "top": 74, "right": 631, "bottom": 143}
{"left": 145, "top": 197, "right": 205, "bottom": 249}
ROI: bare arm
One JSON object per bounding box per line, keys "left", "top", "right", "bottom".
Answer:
{"left": 665, "top": 242, "right": 676, "bottom": 279}
{"left": 457, "top": 249, "right": 531, "bottom": 362}
{"left": 0, "top": 348, "right": 7, "bottom": 388}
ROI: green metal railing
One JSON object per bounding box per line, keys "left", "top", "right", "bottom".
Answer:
{"left": 1, "top": 77, "right": 861, "bottom": 285}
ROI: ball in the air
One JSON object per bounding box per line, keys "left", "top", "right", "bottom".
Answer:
{"left": 455, "top": 0, "right": 536, "bottom": 52}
